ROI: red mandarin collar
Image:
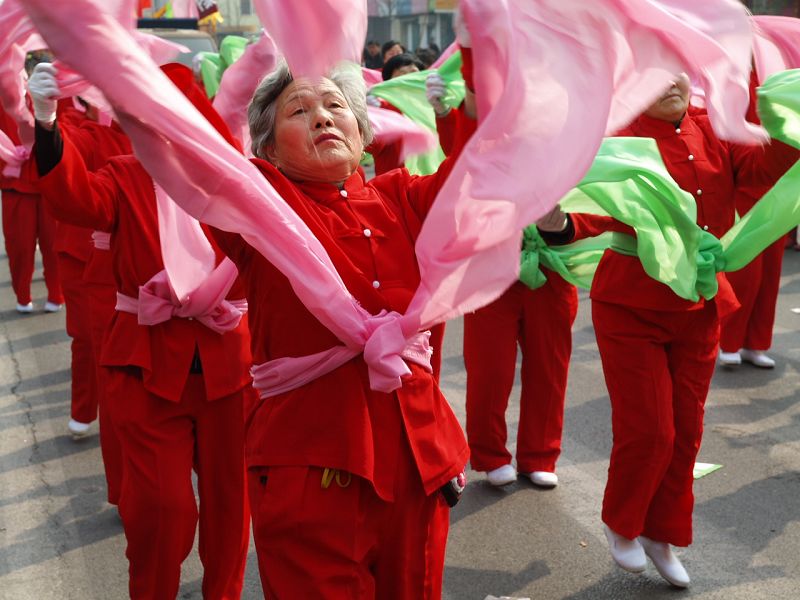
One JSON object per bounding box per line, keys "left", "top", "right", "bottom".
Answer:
{"left": 628, "top": 112, "right": 694, "bottom": 139}
{"left": 295, "top": 169, "right": 367, "bottom": 206}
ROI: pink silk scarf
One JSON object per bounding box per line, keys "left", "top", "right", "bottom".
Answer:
{"left": 753, "top": 16, "right": 800, "bottom": 81}
{"left": 21, "top": 0, "right": 761, "bottom": 393}
{"left": 367, "top": 105, "right": 437, "bottom": 163}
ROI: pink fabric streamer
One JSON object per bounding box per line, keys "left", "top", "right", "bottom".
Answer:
{"left": 21, "top": 0, "right": 762, "bottom": 393}
{"left": 171, "top": 0, "right": 200, "bottom": 18}
{"left": 367, "top": 106, "right": 437, "bottom": 162}
{"left": 362, "top": 67, "right": 382, "bottom": 88}
{"left": 430, "top": 42, "right": 458, "bottom": 70}
{"left": 0, "top": 135, "right": 30, "bottom": 177}
{"left": 213, "top": 32, "right": 279, "bottom": 153}
{"left": 752, "top": 16, "right": 800, "bottom": 80}
{"left": 0, "top": 0, "right": 39, "bottom": 146}
{"left": 252, "top": 0, "right": 367, "bottom": 78}
{"left": 92, "top": 231, "right": 111, "bottom": 250}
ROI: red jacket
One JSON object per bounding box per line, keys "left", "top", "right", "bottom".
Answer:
{"left": 572, "top": 111, "right": 798, "bottom": 311}
{"left": 38, "top": 129, "right": 252, "bottom": 403}
{"left": 211, "top": 153, "right": 472, "bottom": 501}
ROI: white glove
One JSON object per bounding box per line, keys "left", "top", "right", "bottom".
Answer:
{"left": 535, "top": 205, "right": 569, "bottom": 233}
{"left": 27, "top": 63, "right": 60, "bottom": 124}
{"left": 365, "top": 94, "right": 382, "bottom": 108}
{"left": 453, "top": 6, "right": 472, "bottom": 48}
{"left": 425, "top": 72, "right": 450, "bottom": 117}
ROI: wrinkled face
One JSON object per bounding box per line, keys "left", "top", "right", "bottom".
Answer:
{"left": 266, "top": 77, "right": 363, "bottom": 184}
{"left": 383, "top": 44, "right": 403, "bottom": 62}
{"left": 644, "top": 73, "right": 691, "bottom": 122}
{"left": 391, "top": 64, "right": 419, "bottom": 79}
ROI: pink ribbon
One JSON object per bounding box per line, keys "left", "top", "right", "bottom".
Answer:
{"left": 251, "top": 329, "right": 432, "bottom": 398}
{"left": 0, "top": 136, "right": 30, "bottom": 177}
{"left": 367, "top": 105, "right": 437, "bottom": 162}
{"left": 91, "top": 231, "right": 111, "bottom": 250}
{"left": 752, "top": 16, "right": 800, "bottom": 81}
{"left": 115, "top": 274, "right": 247, "bottom": 334}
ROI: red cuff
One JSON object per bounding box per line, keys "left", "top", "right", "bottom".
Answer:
{"left": 460, "top": 46, "right": 475, "bottom": 92}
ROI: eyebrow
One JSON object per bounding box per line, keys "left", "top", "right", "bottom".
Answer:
{"left": 283, "top": 89, "right": 344, "bottom": 105}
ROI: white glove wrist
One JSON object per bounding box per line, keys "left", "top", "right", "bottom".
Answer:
{"left": 28, "top": 63, "right": 60, "bottom": 124}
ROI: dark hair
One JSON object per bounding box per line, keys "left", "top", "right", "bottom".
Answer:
{"left": 414, "top": 47, "right": 437, "bottom": 69}
{"left": 381, "top": 40, "right": 404, "bottom": 59}
{"left": 381, "top": 53, "right": 424, "bottom": 81}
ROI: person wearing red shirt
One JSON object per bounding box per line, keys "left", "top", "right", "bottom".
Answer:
{"left": 0, "top": 105, "right": 62, "bottom": 313}
{"left": 206, "top": 53, "right": 475, "bottom": 598}
{"left": 31, "top": 63, "right": 253, "bottom": 600}
{"left": 559, "top": 73, "right": 798, "bottom": 587}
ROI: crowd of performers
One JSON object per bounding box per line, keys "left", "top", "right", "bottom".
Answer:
{"left": 2, "top": 4, "right": 800, "bottom": 599}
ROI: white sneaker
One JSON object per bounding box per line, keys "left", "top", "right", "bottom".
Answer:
{"left": 718, "top": 350, "right": 741, "bottom": 366}
{"left": 486, "top": 464, "right": 517, "bottom": 487}
{"left": 44, "top": 301, "right": 63, "bottom": 313}
{"left": 603, "top": 524, "right": 646, "bottom": 573}
{"left": 68, "top": 419, "right": 92, "bottom": 439}
{"left": 524, "top": 471, "right": 558, "bottom": 488}
{"left": 16, "top": 302, "right": 33, "bottom": 313}
{"left": 740, "top": 349, "right": 775, "bottom": 369}
{"left": 639, "top": 536, "right": 691, "bottom": 588}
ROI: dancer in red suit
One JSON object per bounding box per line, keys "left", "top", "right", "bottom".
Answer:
{"left": 31, "top": 63, "right": 252, "bottom": 600}
{"left": 559, "top": 73, "right": 798, "bottom": 587}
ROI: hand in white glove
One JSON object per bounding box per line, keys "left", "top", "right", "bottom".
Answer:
{"left": 535, "top": 205, "right": 569, "bottom": 233}
{"left": 453, "top": 6, "right": 472, "bottom": 48}
{"left": 27, "top": 63, "right": 60, "bottom": 124}
{"left": 425, "top": 72, "right": 450, "bottom": 117}
{"left": 365, "top": 94, "right": 382, "bottom": 108}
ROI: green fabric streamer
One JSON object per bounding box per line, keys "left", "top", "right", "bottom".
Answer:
{"left": 520, "top": 69, "right": 800, "bottom": 300}
{"left": 199, "top": 35, "right": 250, "bottom": 98}
{"left": 369, "top": 52, "right": 466, "bottom": 175}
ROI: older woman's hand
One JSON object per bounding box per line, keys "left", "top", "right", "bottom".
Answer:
{"left": 535, "top": 205, "right": 569, "bottom": 233}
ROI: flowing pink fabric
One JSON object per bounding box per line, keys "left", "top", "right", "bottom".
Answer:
{"left": 0, "top": 0, "right": 38, "bottom": 146}
{"left": 213, "top": 32, "right": 279, "bottom": 152}
{"left": 21, "top": 0, "right": 762, "bottom": 393}
{"left": 116, "top": 287, "right": 247, "bottom": 334}
{"left": 430, "top": 42, "right": 458, "bottom": 70}
{"left": 367, "top": 106, "right": 437, "bottom": 163}
{"left": 251, "top": 330, "right": 432, "bottom": 398}
{"left": 753, "top": 16, "right": 800, "bottom": 80}
{"left": 252, "top": 0, "right": 367, "bottom": 78}
{"left": 362, "top": 67, "right": 382, "bottom": 88}
{"left": 0, "top": 134, "right": 30, "bottom": 177}
{"left": 171, "top": 0, "right": 199, "bottom": 18}
{"left": 92, "top": 231, "right": 111, "bottom": 250}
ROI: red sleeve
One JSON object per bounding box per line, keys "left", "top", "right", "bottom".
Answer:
{"left": 567, "top": 213, "right": 630, "bottom": 241}
{"left": 728, "top": 137, "right": 799, "bottom": 201}
{"left": 38, "top": 131, "right": 120, "bottom": 231}
{"left": 435, "top": 105, "right": 465, "bottom": 157}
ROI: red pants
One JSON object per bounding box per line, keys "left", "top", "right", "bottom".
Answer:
{"left": 592, "top": 300, "right": 719, "bottom": 547}
{"left": 87, "top": 281, "right": 123, "bottom": 504}
{"left": 720, "top": 238, "right": 784, "bottom": 352}
{"left": 1, "top": 190, "right": 62, "bottom": 305}
{"left": 58, "top": 254, "right": 97, "bottom": 424}
{"left": 463, "top": 278, "right": 578, "bottom": 473}
{"left": 248, "top": 435, "right": 450, "bottom": 599}
{"left": 108, "top": 368, "right": 249, "bottom": 600}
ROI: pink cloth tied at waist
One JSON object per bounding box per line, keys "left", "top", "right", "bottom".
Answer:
{"left": 251, "top": 329, "right": 433, "bottom": 399}
{"left": 115, "top": 268, "right": 247, "bottom": 334}
{"left": 91, "top": 231, "right": 111, "bottom": 250}
{"left": 0, "top": 141, "right": 30, "bottom": 177}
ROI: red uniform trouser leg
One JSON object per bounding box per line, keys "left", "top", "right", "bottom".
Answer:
{"left": 2, "top": 190, "right": 38, "bottom": 305}
{"left": 516, "top": 276, "right": 578, "bottom": 473}
{"left": 429, "top": 323, "right": 445, "bottom": 383}
{"left": 109, "top": 369, "right": 248, "bottom": 600}
{"left": 57, "top": 254, "right": 97, "bottom": 424}
{"left": 87, "top": 282, "right": 123, "bottom": 504}
{"left": 463, "top": 285, "right": 521, "bottom": 472}
{"left": 464, "top": 278, "right": 577, "bottom": 473}
{"left": 37, "top": 195, "right": 62, "bottom": 304}
{"left": 248, "top": 435, "right": 449, "bottom": 599}
{"left": 593, "top": 300, "right": 718, "bottom": 547}
{"left": 720, "top": 238, "right": 784, "bottom": 352}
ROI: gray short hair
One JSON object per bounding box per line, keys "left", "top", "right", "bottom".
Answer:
{"left": 248, "top": 60, "right": 374, "bottom": 159}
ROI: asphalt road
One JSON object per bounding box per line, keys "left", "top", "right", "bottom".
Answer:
{"left": 1, "top": 239, "right": 798, "bottom": 599}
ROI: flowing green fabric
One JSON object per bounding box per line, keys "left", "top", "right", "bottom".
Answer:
{"left": 520, "top": 69, "right": 800, "bottom": 299}
{"left": 369, "top": 52, "right": 466, "bottom": 175}
{"left": 199, "top": 35, "right": 250, "bottom": 98}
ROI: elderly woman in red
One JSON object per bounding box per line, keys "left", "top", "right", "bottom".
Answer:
{"left": 561, "top": 73, "right": 798, "bottom": 588}
{"left": 208, "top": 55, "right": 475, "bottom": 598}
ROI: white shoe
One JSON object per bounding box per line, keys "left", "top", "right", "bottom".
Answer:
{"left": 603, "top": 524, "right": 646, "bottom": 573}
{"left": 486, "top": 464, "right": 517, "bottom": 487}
{"left": 639, "top": 536, "right": 691, "bottom": 588}
{"left": 740, "top": 349, "right": 775, "bottom": 369}
{"left": 524, "top": 470, "right": 558, "bottom": 488}
{"left": 44, "top": 301, "right": 63, "bottom": 313}
{"left": 718, "top": 350, "right": 741, "bottom": 366}
{"left": 68, "top": 419, "right": 91, "bottom": 439}
{"left": 16, "top": 302, "right": 33, "bottom": 313}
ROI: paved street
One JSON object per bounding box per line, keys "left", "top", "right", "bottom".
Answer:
{"left": 1, "top": 241, "right": 799, "bottom": 599}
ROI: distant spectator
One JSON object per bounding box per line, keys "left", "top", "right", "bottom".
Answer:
{"left": 381, "top": 40, "right": 404, "bottom": 63}
{"left": 415, "top": 47, "right": 438, "bottom": 68}
{"left": 428, "top": 41, "right": 441, "bottom": 57}
{"left": 382, "top": 53, "right": 424, "bottom": 81}
{"left": 363, "top": 39, "right": 383, "bottom": 69}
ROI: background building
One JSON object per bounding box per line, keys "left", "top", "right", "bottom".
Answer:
{"left": 743, "top": 0, "right": 800, "bottom": 14}
{"left": 367, "top": 0, "right": 456, "bottom": 53}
